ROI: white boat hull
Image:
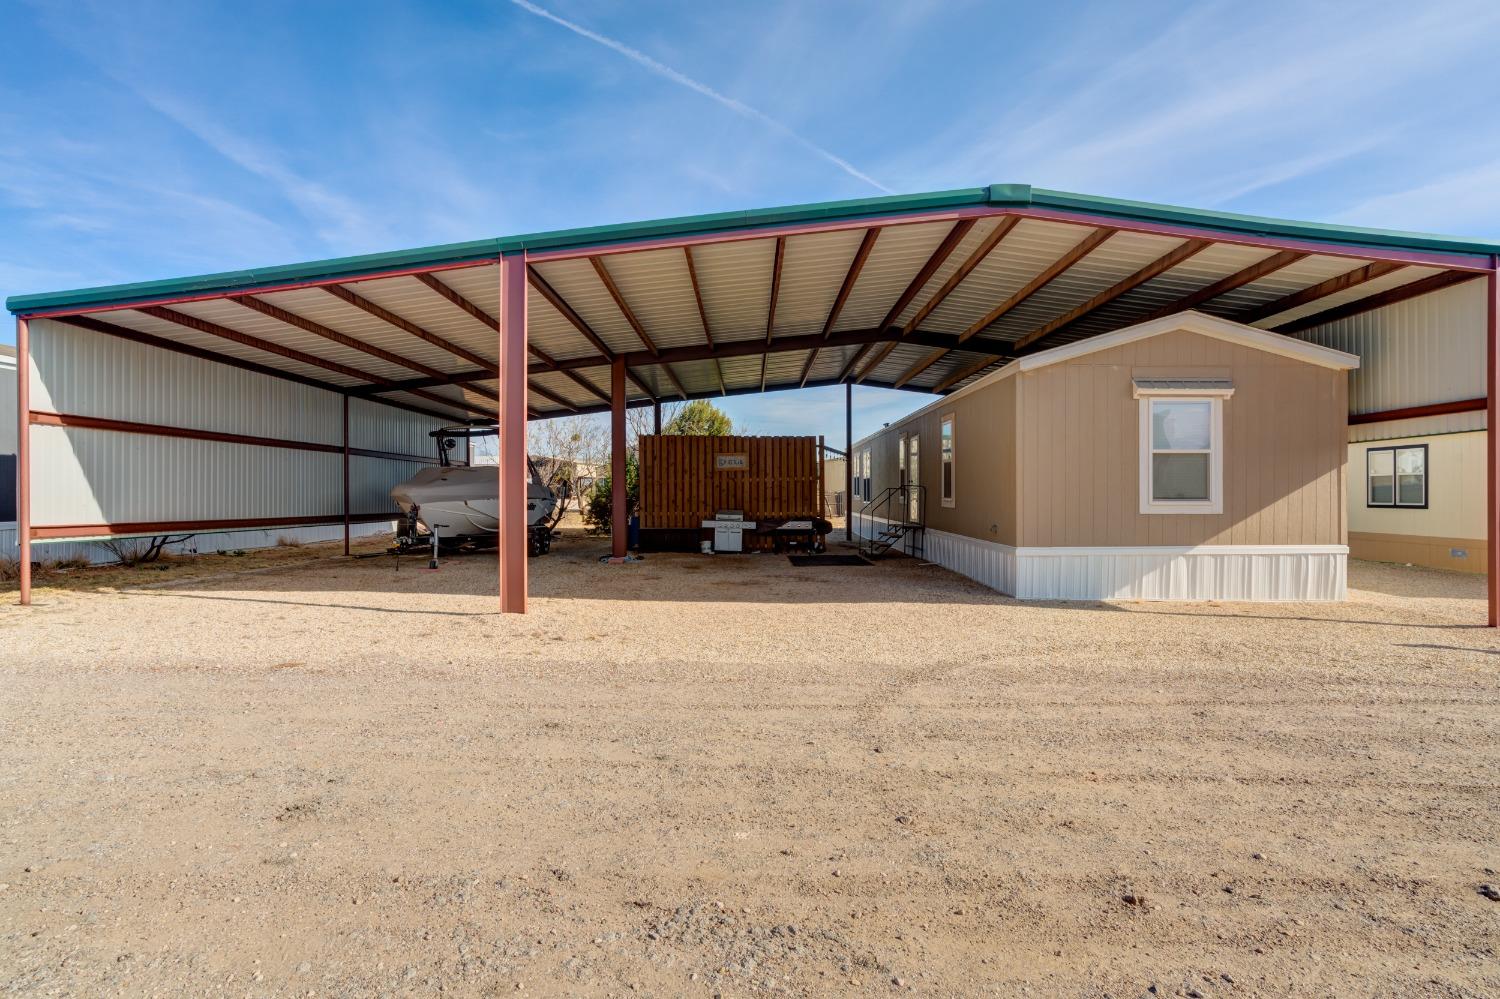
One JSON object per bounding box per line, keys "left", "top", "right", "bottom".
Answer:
{"left": 390, "top": 466, "right": 559, "bottom": 541}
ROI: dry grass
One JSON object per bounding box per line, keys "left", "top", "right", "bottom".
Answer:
{"left": 0, "top": 534, "right": 1496, "bottom": 997}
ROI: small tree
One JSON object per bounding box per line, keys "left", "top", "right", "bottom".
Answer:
{"left": 582, "top": 451, "right": 639, "bottom": 534}
{"left": 664, "top": 399, "right": 734, "bottom": 436}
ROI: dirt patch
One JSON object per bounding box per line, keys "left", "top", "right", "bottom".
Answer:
{"left": 1, "top": 534, "right": 1497, "bottom": 996}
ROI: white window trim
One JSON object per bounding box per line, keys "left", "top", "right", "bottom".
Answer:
{"left": 1138, "top": 394, "right": 1226, "bottom": 515}
{"left": 940, "top": 413, "right": 956, "bottom": 508}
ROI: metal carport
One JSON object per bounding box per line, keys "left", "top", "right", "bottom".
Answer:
{"left": 8, "top": 183, "right": 1499, "bottom": 618}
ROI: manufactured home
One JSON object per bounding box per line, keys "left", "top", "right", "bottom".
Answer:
{"left": 850, "top": 313, "right": 1358, "bottom": 600}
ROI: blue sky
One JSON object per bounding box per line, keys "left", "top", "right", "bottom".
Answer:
{"left": 3, "top": 0, "right": 1499, "bottom": 444}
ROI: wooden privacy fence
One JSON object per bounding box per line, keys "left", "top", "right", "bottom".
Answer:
{"left": 638, "top": 435, "right": 823, "bottom": 529}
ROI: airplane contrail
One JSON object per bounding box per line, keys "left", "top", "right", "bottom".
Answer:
{"left": 509, "top": 0, "right": 892, "bottom": 194}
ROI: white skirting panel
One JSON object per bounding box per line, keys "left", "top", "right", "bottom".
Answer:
{"left": 1013, "top": 545, "right": 1348, "bottom": 602}
{"left": 848, "top": 515, "right": 1346, "bottom": 601}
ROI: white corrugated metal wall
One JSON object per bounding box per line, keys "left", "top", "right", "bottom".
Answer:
{"left": 1291, "top": 278, "right": 1488, "bottom": 563}
{"left": 15, "top": 317, "right": 456, "bottom": 560}
{"left": 1292, "top": 278, "right": 1485, "bottom": 428}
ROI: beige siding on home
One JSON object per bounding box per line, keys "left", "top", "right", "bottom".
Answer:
{"left": 850, "top": 372, "right": 1019, "bottom": 545}
{"left": 1017, "top": 329, "right": 1347, "bottom": 547}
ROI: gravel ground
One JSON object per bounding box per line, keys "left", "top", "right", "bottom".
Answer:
{"left": 1, "top": 530, "right": 1497, "bottom": 998}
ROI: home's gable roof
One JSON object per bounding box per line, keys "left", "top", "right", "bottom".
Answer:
{"left": 1017, "top": 311, "right": 1361, "bottom": 372}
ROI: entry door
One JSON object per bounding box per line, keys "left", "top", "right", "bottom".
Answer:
{"left": 904, "top": 435, "right": 920, "bottom": 522}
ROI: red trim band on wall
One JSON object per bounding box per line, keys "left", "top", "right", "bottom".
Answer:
{"left": 1348, "top": 398, "right": 1486, "bottom": 426}
{"left": 30, "top": 513, "right": 398, "bottom": 541}
{"left": 30, "top": 411, "right": 438, "bottom": 464}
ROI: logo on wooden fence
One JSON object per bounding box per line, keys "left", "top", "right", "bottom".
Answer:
{"left": 715, "top": 453, "right": 748, "bottom": 471}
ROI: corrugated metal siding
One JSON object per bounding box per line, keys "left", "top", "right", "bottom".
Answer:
{"left": 25, "top": 318, "right": 447, "bottom": 540}
{"left": 31, "top": 426, "right": 341, "bottom": 526}
{"left": 348, "top": 396, "right": 449, "bottom": 455}
{"left": 351, "top": 454, "right": 428, "bottom": 514}
{"left": 0, "top": 353, "right": 16, "bottom": 454}
{"left": 30, "top": 318, "right": 342, "bottom": 444}
{"left": 1292, "top": 278, "right": 1485, "bottom": 414}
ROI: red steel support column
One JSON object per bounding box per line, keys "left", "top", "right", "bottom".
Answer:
{"left": 611, "top": 357, "right": 627, "bottom": 560}
{"left": 342, "top": 393, "right": 351, "bottom": 556}
{"left": 16, "top": 316, "right": 30, "bottom": 606}
{"left": 1487, "top": 259, "right": 1498, "bottom": 626}
{"left": 499, "top": 252, "right": 529, "bottom": 613}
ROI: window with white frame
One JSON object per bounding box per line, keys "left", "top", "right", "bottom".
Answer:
{"left": 859, "top": 447, "right": 872, "bottom": 501}
{"left": 1135, "top": 380, "right": 1231, "bottom": 515}
{"left": 1367, "top": 444, "right": 1426, "bottom": 508}
{"left": 940, "top": 414, "right": 955, "bottom": 507}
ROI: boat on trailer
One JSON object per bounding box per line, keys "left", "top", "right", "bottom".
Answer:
{"left": 390, "top": 425, "right": 568, "bottom": 557}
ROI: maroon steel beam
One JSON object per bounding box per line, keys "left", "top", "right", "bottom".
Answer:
{"left": 15, "top": 316, "right": 30, "bottom": 605}
{"left": 342, "top": 393, "right": 350, "bottom": 556}
{"left": 498, "top": 253, "right": 529, "bottom": 614}
{"left": 32, "top": 513, "right": 398, "bottom": 540}
{"left": 1348, "top": 398, "right": 1486, "bottom": 425}
{"left": 610, "top": 357, "right": 627, "bottom": 561}
{"left": 1489, "top": 258, "right": 1499, "bottom": 627}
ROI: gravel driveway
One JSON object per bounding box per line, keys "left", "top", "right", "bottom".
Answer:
{"left": 2, "top": 535, "right": 1497, "bottom": 997}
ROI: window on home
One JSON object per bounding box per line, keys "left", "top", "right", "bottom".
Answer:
{"left": 1367, "top": 444, "right": 1426, "bottom": 508}
{"left": 940, "top": 415, "right": 955, "bottom": 507}
{"left": 859, "top": 448, "right": 871, "bottom": 501}
{"left": 1135, "top": 379, "right": 1230, "bottom": 515}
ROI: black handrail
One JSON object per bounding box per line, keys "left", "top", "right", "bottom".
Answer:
{"left": 853, "top": 483, "right": 926, "bottom": 557}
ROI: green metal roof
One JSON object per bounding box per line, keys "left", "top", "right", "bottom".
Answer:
{"left": 9, "top": 183, "right": 1498, "bottom": 315}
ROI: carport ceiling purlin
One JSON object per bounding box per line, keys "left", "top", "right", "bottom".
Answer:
{"left": 9, "top": 184, "right": 1498, "bottom": 422}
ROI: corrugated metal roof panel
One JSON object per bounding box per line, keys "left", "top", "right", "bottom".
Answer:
{"left": 1206, "top": 255, "right": 1373, "bottom": 316}
{"left": 339, "top": 274, "right": 497, "bottom": 361}
{"left": 524, "top": 286, "right": 601, "bottom": 362}
{"left": 833, "top": 220, "right": 955, "bottom": 333}
{"left": 693, "top": 237, "right": 776, "bottom": 344}
{"left": 596, "top": 248, "right": 703, "bottom": 351}
{"left": 862, "top": 342, "right": 935, "bottom": 385}
{"left": 1250, "top": 266, "right": 1440, "bottom": 329}
{"left": 100, "top": 308, "right": 364, "bottom": 387}
{"left": 921, "top": 219, "right": 1097, "bottom": 335}
{"left": 982, "top": 230, "right": 1184, "bottom": 342}
{"left": 772, "top": 228, "right": 867, "bottom": 337}
{"left": 892, "top": 217, "right": 1006, "bottom": 328}
{"left": 255, "top": 284, "right": 480, "bottom": 373}
{"left": 529, "top": 257, "right": 643, "bottom": 355}
{"left": 172, "top": 297, "right": 421, "bottom": 383}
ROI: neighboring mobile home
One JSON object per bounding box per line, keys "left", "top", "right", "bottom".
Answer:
{"left": 850, "top": 312, "right": 1360, "bottom": 601}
